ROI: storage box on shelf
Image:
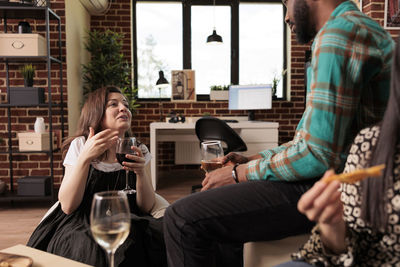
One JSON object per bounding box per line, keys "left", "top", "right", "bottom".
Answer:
{"left": 17, "top": 132, "right": 56, "bottom": 151}
{"left": 9, "top": 87, "right": 45, "bottom": 105}
{"left": 17, "top": 176, "right": 50, "bottom": 196}
{"left": 0, "top": 33, "right": 46, "bottom": 56}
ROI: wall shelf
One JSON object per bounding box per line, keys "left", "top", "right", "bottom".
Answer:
{"left": 0, "top": 5, "right": 64, "bottom": 203}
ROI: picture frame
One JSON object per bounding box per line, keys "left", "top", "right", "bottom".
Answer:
{"left": 384, "top": 0, "right": 400, "bottom": 29}
{"left": 171, "top": 70, "right": 196, "bottom": 102}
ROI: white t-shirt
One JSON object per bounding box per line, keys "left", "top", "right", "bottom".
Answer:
{"left": 63, "top": 136, "right": 152, "bottom": 172}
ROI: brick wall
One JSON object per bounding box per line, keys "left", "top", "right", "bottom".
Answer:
{"left": 0, "top": 0, "right": 399, "bottom": 190}
{"left": 0, "top": 0, "right": 67, "bottom": 190}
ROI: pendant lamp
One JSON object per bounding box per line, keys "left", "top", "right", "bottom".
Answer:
{"left": 206, "top": 0, "right": 223, "bottom": 44}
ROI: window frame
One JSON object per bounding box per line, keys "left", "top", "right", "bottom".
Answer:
{"left": 132, "top": 0, "right": 287, "bottom": 101}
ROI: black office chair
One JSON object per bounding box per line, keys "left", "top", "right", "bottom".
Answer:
{"left": 192, "top": 117, "right": 247, "bottom": 192}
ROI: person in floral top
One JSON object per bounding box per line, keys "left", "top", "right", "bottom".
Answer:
{"left": 275, "top": 38, "right": 400, "bottom": 266}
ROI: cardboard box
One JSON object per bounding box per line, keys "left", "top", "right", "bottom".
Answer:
{"left": 9, "top": 87, "right": 45, "bottom": 105}
{"left": 0, "top": 33, "right": 46, "bottom": 56}
{"left": 17, "top": 176, "right": 50, "bottom": 196}
{"left": 17, "top": 132, "right": 55, "bottom": 151}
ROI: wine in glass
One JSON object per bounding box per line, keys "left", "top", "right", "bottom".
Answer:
{"left": 116, "top": 137, "right": 137, "bottom": 194}
{"left": 200, "top": 140, "right": 224, "bottom": 173}
{"left": 90, "top": 191, "right": 131, "bottom": 267}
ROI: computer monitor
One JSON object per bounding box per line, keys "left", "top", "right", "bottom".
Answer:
{"left": 228, "top": 84, "right": 272, "bottom": 121}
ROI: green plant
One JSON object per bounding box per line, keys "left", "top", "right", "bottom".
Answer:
{"left": 272, "top": 69, "right": 287, "bottom": 97}
{"left": 210, "top": 85, "right": 229, "bottom": 91}
{"left": 82, "top": 29, "right": 139, "bottom": 111}
{"left": 19, "top": 64, "right": 35, "bottom": 86}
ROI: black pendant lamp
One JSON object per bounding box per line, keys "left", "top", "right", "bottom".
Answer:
{"left": 207, "top": 28, "right": 223, "bottom": 43}
{"left": 206, "top": 0, "right": 223, "bottom": 44}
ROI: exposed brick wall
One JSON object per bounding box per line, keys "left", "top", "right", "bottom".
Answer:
{"left": 0, "top": 0, "right": 67, "bottom": 191}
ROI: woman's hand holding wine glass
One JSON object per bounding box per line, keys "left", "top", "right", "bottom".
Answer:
{"left": 90, "top": 191, "right": 130, "bottom": 267}
{"left": 116, "top": 137, "right": 139, "bottom": 194}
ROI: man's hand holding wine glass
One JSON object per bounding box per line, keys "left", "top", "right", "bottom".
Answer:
{"left": 200, "top": 141, "right": 247, "bottom": 191}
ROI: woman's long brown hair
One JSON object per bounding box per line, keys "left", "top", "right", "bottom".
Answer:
{"left": 61, "top": 86, "right": 132, "bottom": 160}
{"left": 361, "top": 38, "right": 400, "bottom": 229}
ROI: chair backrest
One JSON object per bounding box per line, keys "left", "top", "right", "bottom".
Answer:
{"left": 195, "top": 117, "right": 247, "bottom": 154}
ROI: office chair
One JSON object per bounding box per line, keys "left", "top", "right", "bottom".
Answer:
{"left": 192, "top": 117, "right": 247, "bottom": 192}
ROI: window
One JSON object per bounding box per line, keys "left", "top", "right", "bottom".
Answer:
{"left": 192, "top": 6, "right": 231, "bottom": 94}
{"left": 133, "top": 0, "right": 286, "bottom": 99}
{"left": 239, "top": 3, "right": 284, "bottom": 98}
{"left": 136, "top": 2, "right": 182, "bottom": 98}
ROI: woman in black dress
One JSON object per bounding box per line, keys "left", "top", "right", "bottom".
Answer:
{"left": 27, "top": 86, "right": 167, "bottom": 267}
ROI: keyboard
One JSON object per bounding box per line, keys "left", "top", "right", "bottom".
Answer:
{"left": 222, "top": 119, "right": 239, "bottom": 123}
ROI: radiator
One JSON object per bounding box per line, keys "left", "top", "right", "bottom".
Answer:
{"left": 175, "top": 142, "right": 202, "bottom": 165}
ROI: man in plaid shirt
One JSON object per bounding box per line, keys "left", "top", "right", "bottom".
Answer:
{"left": 164, "top": 0, "right": 394, "bottom": 266}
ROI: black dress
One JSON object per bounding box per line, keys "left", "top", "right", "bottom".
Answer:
{"left": 27, "top": 167, "right": 167, "bottom": 267}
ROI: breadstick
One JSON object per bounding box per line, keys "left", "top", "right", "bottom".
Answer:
{"left": 322, "top": 164, "right": 385, "bottom": 184}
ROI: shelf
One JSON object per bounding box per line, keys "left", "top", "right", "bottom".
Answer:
{"left": 0, "top": 190, "right": 53, "bottom": 202}
{"left": 0, "top": 103, "right": 62, "bottom": 107}
{"left": 0, "top": 5, "right": 60, "bottom": 21}
{"left": 1, "top": 4, "right": 63, "bottom": 203}
{"left": 0, "top": 56, "right": 62, "bottom": 64}
{"left": 0, "top": 148, "right": 60, "bottom": 154}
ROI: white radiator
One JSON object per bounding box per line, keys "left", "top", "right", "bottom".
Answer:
{"left": 175, "top": 142, "right": 202, "bottom": 164}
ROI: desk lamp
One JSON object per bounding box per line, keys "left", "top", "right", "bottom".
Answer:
{"left": 156, "top": 71, "right": 169, "bottom": 121}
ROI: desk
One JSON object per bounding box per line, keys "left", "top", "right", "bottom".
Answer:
{"left": 150, "top": 120, "right": 279, "bottom": 190}
{"left": 1, "top": 244, "right": 92, "bottom": 267}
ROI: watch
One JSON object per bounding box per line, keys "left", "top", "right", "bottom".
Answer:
{"left": 232, "top": 163, "right": 240, "bottom": 183}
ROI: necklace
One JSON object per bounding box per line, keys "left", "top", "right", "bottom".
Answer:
{"left": 106, "top": 169, "right": 122, "bottom": 216}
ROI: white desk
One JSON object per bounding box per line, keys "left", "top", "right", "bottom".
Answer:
{"left": 150, "top": 120, "right": 279, "bottom": 190}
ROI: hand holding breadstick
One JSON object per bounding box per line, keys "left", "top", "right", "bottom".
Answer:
{"left": 322, "top": 164, "right": 385, "bottom": 184}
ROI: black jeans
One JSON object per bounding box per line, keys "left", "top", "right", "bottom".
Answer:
{"left": 163, "top": 179, "right": 316, "bottom": 267}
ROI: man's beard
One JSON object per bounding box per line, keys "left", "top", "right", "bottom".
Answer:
{"left": 294, "top": 0, "right": 316, "bottom": 44}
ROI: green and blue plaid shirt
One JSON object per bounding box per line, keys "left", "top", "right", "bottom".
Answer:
{"left": 247, "top": 1, "right": 394, "bottom": 182}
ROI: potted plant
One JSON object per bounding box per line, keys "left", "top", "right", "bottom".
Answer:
{"left": 82, "top": 29, "right": 139, "bottom": 111}
{"left": 19, "top": 64, "right": 35, "bottom": 87}
{"left": 210, "top": 85, "right": 230, "bottom": 101}
{"left": 271, "top": 69, "right": 287, "bottom": 100}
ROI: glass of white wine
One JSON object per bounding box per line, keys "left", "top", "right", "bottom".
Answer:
{"left": 90, "top": 191, "right": 131, "bottom": 267}
{"left": 200, "top": 140, "right": 224, "bottom": 173}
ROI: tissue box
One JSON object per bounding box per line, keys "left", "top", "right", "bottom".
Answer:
{"left": 17, "top": 132, "right": 55, "bottom": 151}
{"left": 17, "top": 176, "right": 50, "bottom": 196}
{"left": 0, "top": 33, "right": 46, "bottom": 56}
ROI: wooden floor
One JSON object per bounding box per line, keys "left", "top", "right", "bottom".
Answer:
{"left": 0, "top": 170, "right": 203, "bottom": 250}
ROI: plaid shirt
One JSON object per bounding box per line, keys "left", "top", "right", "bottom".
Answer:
{"left": 246, "top": 1, "right": 394, "bottom": 182}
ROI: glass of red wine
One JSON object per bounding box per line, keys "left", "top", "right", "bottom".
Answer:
{"left": 116, "top": 137, "right": 137, "bottom": 194}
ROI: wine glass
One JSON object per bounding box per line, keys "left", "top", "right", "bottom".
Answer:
{"left": 90, "top": 191, "right": 131, "bottom": 267}
{"left": 200, "top": 140, "right": 224, "bottom": 173}
{"left": 116, "top": 137, "right": 137, "bottom": 194}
